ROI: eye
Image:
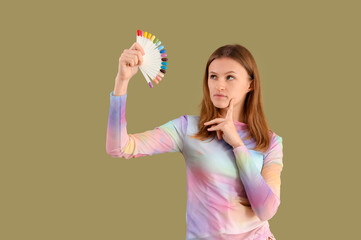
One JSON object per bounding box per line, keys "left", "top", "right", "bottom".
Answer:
{"left": 209, "top": 75, "right": 235, "bottom": 80}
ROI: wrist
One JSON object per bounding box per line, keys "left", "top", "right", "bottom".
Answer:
{"left": 233, "top": 142, "right": 245, "bottom": 149}
{"left": 114, "top": 78, "right": 129, "bottom": 96}
{"left": 115, "top": 74, "right": 130, "bottom": 82}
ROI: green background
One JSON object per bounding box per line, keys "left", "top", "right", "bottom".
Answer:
{"left": 1, "top": 0, "right": 360, "bottom": 239}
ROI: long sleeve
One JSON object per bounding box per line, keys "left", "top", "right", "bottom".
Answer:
{"left": 106, "top": 91, "right": 187, "bottom": 159}
{"left": 233, "top": 134, "right": 284, "bottom": 221}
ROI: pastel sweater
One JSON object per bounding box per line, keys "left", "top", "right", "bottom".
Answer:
{"left": 106, "top": 91, "right": 284, "bottom": 240}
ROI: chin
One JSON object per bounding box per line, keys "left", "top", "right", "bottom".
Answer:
{"left": 212, "top": 101, "right": 228, "bottom": 109}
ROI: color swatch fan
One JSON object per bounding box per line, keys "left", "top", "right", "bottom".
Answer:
{"left": 136, "top": 29, "right": 168, "bottom": 88}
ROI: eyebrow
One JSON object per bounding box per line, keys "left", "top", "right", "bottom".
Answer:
{"left": 209, "top": 71, "right": 237, "bottom": 74}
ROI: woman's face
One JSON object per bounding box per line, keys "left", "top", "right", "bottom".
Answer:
{"left": 208, "top": 57, "right": 253, "bottom": 114}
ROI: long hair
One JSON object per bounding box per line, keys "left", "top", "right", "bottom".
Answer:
{"left": 190, "top": 44, "right": 273, "bottom": 153}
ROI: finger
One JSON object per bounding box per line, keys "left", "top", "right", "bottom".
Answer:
{"left": 133, "top": 54, "right": 139, "bottom": 65}
{"left": 124, "top": 49, "right": 142, "bottom": 56}
{"left": 130, "top": 42, "right": 145, "bottom": 55}
{"left": 226, "top": 98, "right": 234, "bottom": 119}
{"left": 123, "top": 56, "right": 135, "bottom": 67}
{"left": 127, "top": 50, "right": 144, "bottom": 65}
{"left": 124, "top": 52, "right": 140, "bottom": 65}
{"left": 217, "top": 130, "right": 221, "bottom": 140}
{"left": 204, "top": 118, "right": 224, "bottom": 125}
{"left": 137, "top": 50, "right": 143, "bottom": 65}
{"left": 207, "top": 124, "right": 219, "bottom": 131}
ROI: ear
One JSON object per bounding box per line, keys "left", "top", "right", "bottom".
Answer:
{"left": 247, "top": 80, "right": 254, "bottom": 92}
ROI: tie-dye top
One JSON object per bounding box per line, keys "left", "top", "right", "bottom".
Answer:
{"left": 106, "top": 91, "right": 284, "bottom": 240}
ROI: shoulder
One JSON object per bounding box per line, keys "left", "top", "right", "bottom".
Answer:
{"left": 185, "top": 115, "right": 200, "bottom": 126}
{"left": 172, "top": 114, "right": 190, "bottom": 124}
{"left": 174, "top": 115, "right": 199, "bottom": 124}
{"left": 172, "top": 115, "right": 199, "bottom": 134}
{"left": 166, "top": 115, "right": 192, "bottom": 135}
{"left": 264, "top": 129, "right": 283, "bottom": 154}
{"left": 263, "top": 130, "right": 283, "bottom": 158}
{"left": 268, "top": 129, "right": 283, "bottom": 143}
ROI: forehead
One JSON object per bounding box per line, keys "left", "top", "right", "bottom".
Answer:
{"left": 209, "top": 57, "right": 247, "bottom": 75}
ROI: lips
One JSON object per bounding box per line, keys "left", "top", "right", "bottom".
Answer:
{"left": 215, "top": 94, "right": 226, "bottom": 97}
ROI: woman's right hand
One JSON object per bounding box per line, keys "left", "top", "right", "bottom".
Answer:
{"left": 116, "top": 42, "right": 145, "bottom": 82}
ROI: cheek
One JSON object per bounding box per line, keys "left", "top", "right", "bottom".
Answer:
{"left": 236, "top": 84, "right": 248, "bottom": 93}
{"left": 229, "top": 86, "right": 247, "bottom": 100}
{"left": 208, "top": 81, "right": 214, "bottom": 91}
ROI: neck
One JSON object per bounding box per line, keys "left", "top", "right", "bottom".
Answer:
{"left": 220, "top": 106, "right": 243, "bottom": 122}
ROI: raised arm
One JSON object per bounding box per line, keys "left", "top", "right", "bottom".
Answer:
{"left": 106, "top": 91, "right": 187, "bottom": 159}
{"left": 107, "top": 41, "right": 187, "bottom": 159}
{"left": 233, "top": 133, "right": 284, "bottom": 221}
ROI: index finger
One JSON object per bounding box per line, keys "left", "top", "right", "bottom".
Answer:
{"left": 130, "top": 42, "right": 145, "bottom": 55}
{"left": 226, "top": 99, "right": 233, "bottom": 118}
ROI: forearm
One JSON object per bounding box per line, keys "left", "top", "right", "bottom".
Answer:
{"left": 113, "top": 76, "right": 129, "bottom": 96}
{"left": 233, "top": 145, "right": 280, "bottom": 221}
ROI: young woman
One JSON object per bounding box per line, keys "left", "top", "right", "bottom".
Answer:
{"left": 106, "top": 42, "right": 283, "bottom": 240}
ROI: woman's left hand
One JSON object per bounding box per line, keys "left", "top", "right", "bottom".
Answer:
{"left": 204, "top": 98, "right": 244, "bottom": 148}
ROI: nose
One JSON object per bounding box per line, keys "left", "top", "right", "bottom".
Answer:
{"left": 216, "top": 83, "right": 225, "bottom": 91}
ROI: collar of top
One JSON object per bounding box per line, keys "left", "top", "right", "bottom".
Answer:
{"left": 233, "top": 120, "right": 248, "bottom": 131}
